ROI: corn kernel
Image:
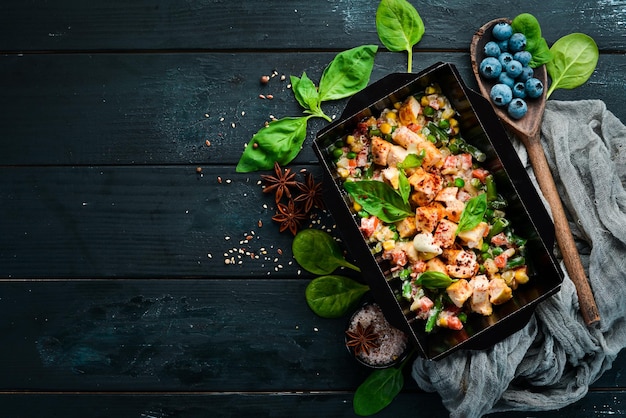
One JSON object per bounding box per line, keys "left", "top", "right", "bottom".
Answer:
{"left": 394, "top": 101, "right": 402, "bottom": 110}
{"left": 353, "top": 201, "right": 362, "bottom": 212}
{"left": 442, "top": 108, "right": 455, "bottom": 120}
{"left": 345, "top": 135, "right": 355, "bottom": 145}
{"left": 449, "top": 118, "right": 459, "bottom": 127}
{"left": 380, "top": 122, "right": 392, "bottom": 135}
{"left": 514, "top": 267, "right": 529, "bottom": 284}
{"left": 425, "top": 86, "right": 437, "bottom": 95}
{"left": 338, "top": 168, "right": 350, "bottom": 178}
{"left": 382, "top": 240, "right": 395, "bottom": 251}
{"left": 501, "top": 270, "right": 515, "bottom": 285}
{"left": 420, "top": 96, "right": 430, "bottom": 106}
{"left": 386, "top": 111, "right": 397, "bottom": 120}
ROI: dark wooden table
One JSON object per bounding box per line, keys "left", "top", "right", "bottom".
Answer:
{"left": 1, "top": 1, "right": 625, "bottom": 416}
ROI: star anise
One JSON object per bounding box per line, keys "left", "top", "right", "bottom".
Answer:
{"left": 346, "top": 321, "right": 380, "bottom": 357}
{"left": 294, "top": 172, "right": 325, "bottom": 213}
{"left": 261, "top": 161, "right": 298, "bottom": 203}
{"left": 271, "top": 199, "right": 308, "bottom": 235}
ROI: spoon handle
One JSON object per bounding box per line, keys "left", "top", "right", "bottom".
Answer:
{"left": 522, "top": 133, "right": 600, "bottom": 326}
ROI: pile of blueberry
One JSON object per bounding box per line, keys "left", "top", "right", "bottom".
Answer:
{"left": 478, "top": 21, "right": 544, "bottom": 120}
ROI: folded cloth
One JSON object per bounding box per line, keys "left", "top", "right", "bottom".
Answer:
{"left": 411, "top": 100, "right": 626, "bottom": 418}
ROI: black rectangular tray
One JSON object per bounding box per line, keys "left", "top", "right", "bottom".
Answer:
{"left": 313, "top": 62, "right": 563, "bottom": 360}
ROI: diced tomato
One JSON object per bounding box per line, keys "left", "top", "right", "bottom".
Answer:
{"left": 490, "top": 232, "right": 509, "bottom": 247}
{"left": 407, "top": 123, "right": 422, "bottom": 133}
{"left": 416, "top": 296, "right": 434, "bottom": 313}
{"left": 459, "top": 153, "right": 473, "bottom": 170}
{"left": 446, "top": 315, "right": 464, "bottom": 330}
{"left": 494, "top": 253, "right": 509, "bottom": 269}
{"left": 383, "top": 249, "right": 408, "bottom": 267}
{"left": 472, "top": 168, "right": 490, "bottom": 182}
{"left": 443, "top": 155, "right": 459, "bottom": 170}
{"left": 359, "top": 216, "right": 380, "bottom": 238}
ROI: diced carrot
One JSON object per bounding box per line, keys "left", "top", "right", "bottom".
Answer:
{"left": 472, "top": 168, "right": 490, "bottom": 182}
{"left": 494, "top": 253, "right": 509, "bottom": 269}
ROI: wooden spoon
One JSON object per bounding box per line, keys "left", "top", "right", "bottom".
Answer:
{"left": 470, "top": 18, "right": 600, "bottom": 326}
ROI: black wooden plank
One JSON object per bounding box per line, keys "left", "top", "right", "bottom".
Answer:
{"left": 0, "top": 389, "right": 624, "bottom": 417}
{"left": 0, "top": 165, "right": 351, "bottom": 278}
{"left": 0, "top": 1, "right": 625, "bottom": 52}
{"left": 1, "top": 52, "right": 625, "bottom": 166}
{"left": 0, "top": 392, "right": 449, "bottom": 418}
{"left": 0, "top": 279, "right": 372, "bottom": 391}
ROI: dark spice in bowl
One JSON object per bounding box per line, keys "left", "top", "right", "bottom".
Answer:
{"left": 346, "top": 302, "right": 409, "bottom": 368}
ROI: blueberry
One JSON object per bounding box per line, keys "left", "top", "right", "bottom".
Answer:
{"left": 497, "top": 39, "right": 509, "bottom": 53}
{"left": 525, "top": 77, "right": 544, "bottom": 98}
{"left": 479, "top": 57, "right": 502, "bottom": 79}
{"left": 505, "top": 60, "right": 523, "bottom": 78}
{"left": 508, "top": 33, "right": 527, "bottom": 53}
{"left": 492, "top": 22, "right": 513, "bottom": 41}
{"left": 508, "top": 98, "right": 528, "bottom": 119}
{"left": 512, "top": 82, "right": 527, "bottom": 98}
{"left": 484, "top": 41, "right": 501, "bottom": 57}
{"left": 498, "top": 52, "right": 514, "bottom": 67}
{"left": 490, "top": 83, "right": 513, "bottom": 107}
{"left": 498, "top": 72, "right": 516, "bottom": 88}
{"left": 518, "top": 66, "right": 534, "bottom": 82}
{"left": 513, "top": 51, "right": 532, "bottom": 66}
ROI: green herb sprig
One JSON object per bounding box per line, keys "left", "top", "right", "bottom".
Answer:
{"left": 375, "top": 0, "right": 425, "bottom": 73}
{"left": 236, "top": 45, "right": 377, "bottom": 173}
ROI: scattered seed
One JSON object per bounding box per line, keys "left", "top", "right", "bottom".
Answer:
{"left": 267, "top": 94, "right": 274, "bottom": 100}
{"left": 280, "top": 74, "right": 286, "bottom": 81}
{"left": 205, "top": 140, "right": 211, "bottom": 147}
{"left": 204, "top": 113, "right": 210, "bottom": 118}
{"left": 231, "top": 122, "right": 236, "bottom": 128}
{"left": 260, "top": 75, "right": 270, "bottom": 84}
{"left": 253, "top": 142, "right": 259, "bottom": 149}
{"left": 277, "top": 248, "right": 283, "bottom": 255}
{"left": 259, "top": 94, "right": 266, "bottom": 99}
{"left": 217, "top": 176, "right": 222, "bottom": 183}
{"left": 196, "top": 167, "right": 202, "bottom": 173}
{"left": 258, "top": 219, "right": 263, "bottom": 228}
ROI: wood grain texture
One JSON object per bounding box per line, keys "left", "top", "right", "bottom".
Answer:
{"left": 0, "top": 165, "right": 350, "bottom": 278}
{"left": 1, "top": 0, "right": 626, "bottom": 415}
{"left": 1, "top": 53, "right": 625, "bottom": 166}
{"left": 0, "top": 1, "right": 625, "bottom": 52}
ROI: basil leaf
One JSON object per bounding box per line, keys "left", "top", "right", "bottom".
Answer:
{"left": 511, "top": 13, "right": 552, "bottom": 68}
{"left": 414, "top": 271, "right": 456, "bottom": 289}
{"left": 353, "top": 366, "right": 404, "bottom": 416}
{"left": 456, "top": 193, "right": 487, "bottom": 233}
{"left": 290, "top": 72, "right": 323, "bottom": 117}
{"left": 546, "top": 33, "right": 599, "bottom": 99}
{"left": 305, "top": 275, "right": 369, "bottom": 319}
{"left": 235, "top": 116, "right": 310, "bottom": 173}
{"left": 396, "top": 151, "right": 424, "bottom": 170}
{"left": 398, "top": 170, "right": 411, "bottom": 205}
{"left": 317, "top": 45, "right": 378, "bottom": 102}
{"left": 375, "top": 0, "right": 424, "bottom": 73}
{"left": 293, "top": 229, "right": 361, "bottom": 275}
{"left": 344, "top": 180, "right": 413, "bottom": 223}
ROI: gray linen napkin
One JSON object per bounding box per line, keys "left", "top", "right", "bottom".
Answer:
{"left": 411, "top": 100, "right": 626, "bottom": 417}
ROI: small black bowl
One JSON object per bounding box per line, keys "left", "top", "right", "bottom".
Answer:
{"left": 345, "top": 301, "right": 410, "bottom": 369}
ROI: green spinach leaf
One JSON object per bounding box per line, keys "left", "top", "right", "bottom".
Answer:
{"left": 511, "top": 13, "right": 552, "bottom": 67}
{"left": 292, "top": 229, "right": 361, "bottom": 275}
{"left": 290, "top": 72, "right": 325, "bottom": 119}
{"left": 236, "top": 116, "right": 311, "bottom": 172}
{"left": 344, "top": 180, "right": 414, "bottom": 223}
{"left": 353, "top": 364, "right": 405, "bottom": 416}
{"left": 546, "top": 33, "right": 599, "bottom": 98}
{"left": 305, "top": 275, "right": 369, "bottom": 319}
{"left": 376, "top": 0, "right": 424, "bottom": 73}
{"left": 318, "top": 45, "right": 378, "bottom": 102}
{"left": 397, "top": 170, "right": 411, "bottom": 205}
{"left": 415, "top": 271, "right": 456, "bottom": 289}
{"left": 396, "top": 151, "right": 425, "bottom": 170}
{"left": 456, "top": 193, "right": 487, "bottom": 233}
